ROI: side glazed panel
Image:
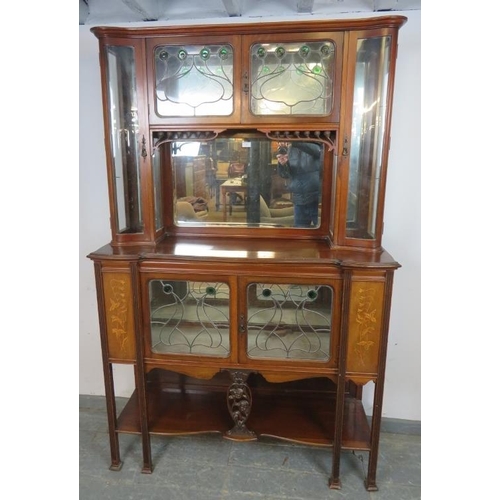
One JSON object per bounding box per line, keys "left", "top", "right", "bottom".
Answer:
{"left": 102, "top": 271, "right": 136, "bottom": 361}
{"left": 346, "top": 280, "right": 385, "bottom": 375}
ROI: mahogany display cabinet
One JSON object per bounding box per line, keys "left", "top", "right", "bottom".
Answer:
{"left": 87, "top": 15, "right": 407, "bottom": 491}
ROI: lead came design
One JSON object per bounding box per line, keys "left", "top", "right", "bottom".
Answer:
{"left": 149, "top": 280, "right": 230, "bottom": 356}
{"left": 154, "top": 44, "right": 234, "bottom": 117}
{"left": 250, "top": 41, "right": 335, "bottom": 115}
{"left": 246, "top": 284, "right": 333, "bottom": 360}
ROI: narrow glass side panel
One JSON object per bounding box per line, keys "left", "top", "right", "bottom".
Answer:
{"left": 105, "top": 45, "right": 143, "bottom": 233}
{"left": 250, "top": 41, "right": 335, "bottom": 116}
{"left": 154, "top": 44, "right": 234, "bottom": 117}
{"left": 149, "top": 280, "right": 230, "bottom": 357}
{"left": 246, "top": 283, "right": 333, "bottom": 361}
{"left": 346, "top": 36, "right": 391, "bottom": 239}
{"left": 152, "top": 149, "right": 163, "bottom": 231}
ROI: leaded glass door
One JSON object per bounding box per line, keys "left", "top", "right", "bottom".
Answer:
{"left": 239, "top": 277, "right": 340, "bottom": 366}
{"left": 241, "top": 32, "right": 344, "bottom": 124}
{"left": 146, "top": 277, "right": 236, "bottom": 360}
{"left": 147, "top": 35, "right": 242, "bottom": 125}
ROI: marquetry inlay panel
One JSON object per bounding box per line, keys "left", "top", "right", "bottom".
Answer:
{"left": 346, "top": 281, "right": 385, "bottom": 376}
{"left": 102, "top": 272, "right": 136, "bottom": 361}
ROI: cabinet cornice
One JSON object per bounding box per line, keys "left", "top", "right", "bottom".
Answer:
{"left": 91, "top": 15, "right": 407, "bottom": 39}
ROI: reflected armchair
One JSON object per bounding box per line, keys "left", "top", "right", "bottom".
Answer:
{"left": 259, "top": 196, "right": 294, "bottom": 225}
{"left": 176, "top": 201, "right": 208, "bottom": 222}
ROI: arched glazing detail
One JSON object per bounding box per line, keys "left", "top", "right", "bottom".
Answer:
{"left": 250, "top": 41, "right": 335, "bottom": 116}
{"left": 149, "top": 280, "right": 230, "bottom": 357}
{"left": 154, "top": 44, "right": 234, "bottom": 117}
{"left": 246, "top": 283, "right": 333, "bottom": 361}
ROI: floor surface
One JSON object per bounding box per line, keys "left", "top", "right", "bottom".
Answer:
{"left": 80, "top": 395, "right": 420, "bottom": 500}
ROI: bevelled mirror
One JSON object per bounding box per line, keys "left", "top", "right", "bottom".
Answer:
{"left": 163, "top": 133, "right": 325, "bottom": 229}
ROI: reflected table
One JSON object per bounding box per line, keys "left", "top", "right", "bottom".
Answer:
{"left": 220, "top": 179, "right": 248, "bottom": 221}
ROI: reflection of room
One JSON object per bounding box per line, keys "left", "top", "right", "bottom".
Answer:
{"left": 172, "top": 135, "right": 320, "bottom": 227}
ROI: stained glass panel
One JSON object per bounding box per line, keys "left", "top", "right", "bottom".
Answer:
{"left": 246, "top": 283, "right": 333, "bottom": 361}
{"left": 250, "top": 41, "right": 335, "bottom": 116}
{"left": 154, "top": 44, "right": 234, "bottom": 117}
{"left": 149, "top": 280, "right": 230, "bottom": 357}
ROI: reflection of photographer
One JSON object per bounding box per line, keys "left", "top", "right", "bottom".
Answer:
{"left": 276, "top": 143, "right": 321, "bottom": 228}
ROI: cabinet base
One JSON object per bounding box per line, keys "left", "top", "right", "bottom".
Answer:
{"left": 116, "top": 371, "right": 371, "bottom": 449}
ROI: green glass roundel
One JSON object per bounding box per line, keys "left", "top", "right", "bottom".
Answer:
{"left": 307, "top": 289, "right": 318, "bottom": 301}
{"left": 275, "top": 46, "right": 286, "bottom": 58}
{"left": 218, "top": 47, "right": 230, "bottom": 60}
{"left": 257, "top": 46, "right": 266, "bottom": 58}
{"left": 312, "top": 65, "right": 322, "bottom": 74}
{"left": 178, "top": 49, "right": 188, "bottom": 60}
{"left": 200, "top": 48, "right": 210, "bottom": 60}
{"left": 262, "top": 288, "right": 272, "bottom": 298}
{"left": 296, "top": 64, "right": 306, "bottom": 75}
{"left": 299, "top": 45, "right": 310, "bottom": 58}
{"left": 158, "top": 50, "right": 168, "bottom": 61}
{"left": 320, "top": 44, "right": 331, "bottom": 57}
{"left": 163, "top": 284, "right": 174, "bottom": 294}
{"left": 205, "top": 286, "right": 216, "bottom": 296}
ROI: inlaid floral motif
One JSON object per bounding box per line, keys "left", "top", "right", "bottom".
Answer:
{"left": 108, "top": 278, "right": 129, "bottom": 354}
{"left": 354, "top": 287, "right": 377, "bottom": 365}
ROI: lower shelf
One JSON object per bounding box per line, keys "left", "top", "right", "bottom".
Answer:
{"left": 116, "top": 374, "right": 371, "bottom": 450}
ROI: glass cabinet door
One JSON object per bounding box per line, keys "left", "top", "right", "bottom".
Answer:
{"left": 344, "top": 34, "right": 393, "bottom": 243}
{"left": 148, "top": 279, "right": 231, "bottom": 357}
{"left": 147, "top": 36, "right": 242, "bottom": 125}
{"left": 242, "top": 33, "right": 343, "bottom": 124}
{"left": 244, "top": 282, "right": 335, "bottom": 362}
{"left": 104, "top": 44, "right": 144, "bottom": 235}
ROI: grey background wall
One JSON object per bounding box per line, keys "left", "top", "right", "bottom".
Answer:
{"left": 79, "top": 10, "right": 421, "bottom": 421}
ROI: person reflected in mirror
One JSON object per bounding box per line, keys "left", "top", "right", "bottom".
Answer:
{"left": 276, "top": 142, "right": 322, "bottom": 228}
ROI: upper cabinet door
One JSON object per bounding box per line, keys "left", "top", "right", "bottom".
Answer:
{"left": 337, "top": 28, "right": 400, "bottom": 249}
{"left": 147, "top": 35, "right": 242, "bottom": 126}
{"left": 146, "top": 33, "right": 343, "bottom": 127}
{"left": 241, "top": 33, "right": 344, "bottom": 125}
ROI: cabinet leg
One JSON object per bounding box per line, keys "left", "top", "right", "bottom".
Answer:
{"left": 103, "top": 363, "right": 122, "bottom": 471}
{"left": 135, "top": 365, "right": 153, "bottom": 474}
{"left": 365, "top": 380, "right": 384, "bottom": 491}
{"left": 225, "top": 370, "right": 256, "bottom": 440}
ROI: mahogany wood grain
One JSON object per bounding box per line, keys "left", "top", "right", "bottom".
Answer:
{"left": 88, "top": 16, "right": 406, "bottom": 489}
{"left": 115, "top": 385, "right": 370, "bottom": 449}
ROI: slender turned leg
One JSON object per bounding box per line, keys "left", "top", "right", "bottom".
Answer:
{"left": 329, "top": 270, "right": 352, "bottom": 489}
{"left": 365, "top": 380, "right": 383, "bottom": 491}
{"left": 130, "top": 263, "right": 153, "bottom": 473}
{"left": 94, "top": 262, "right": 122, "bottom": 471}
{"left": 225, "top": 371, "right": 256, "bottom": 440}
{"left": 328, "top": 379, "right": 345, "bottom": 489}
{"left": 103, "top": 362, "right": 122, "bottom": 470}
{"left": 135, "top": 365, "right": 153, "bottom": 473}
{"left": 365, "top": 271, "right": 395, "bottom": 491}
